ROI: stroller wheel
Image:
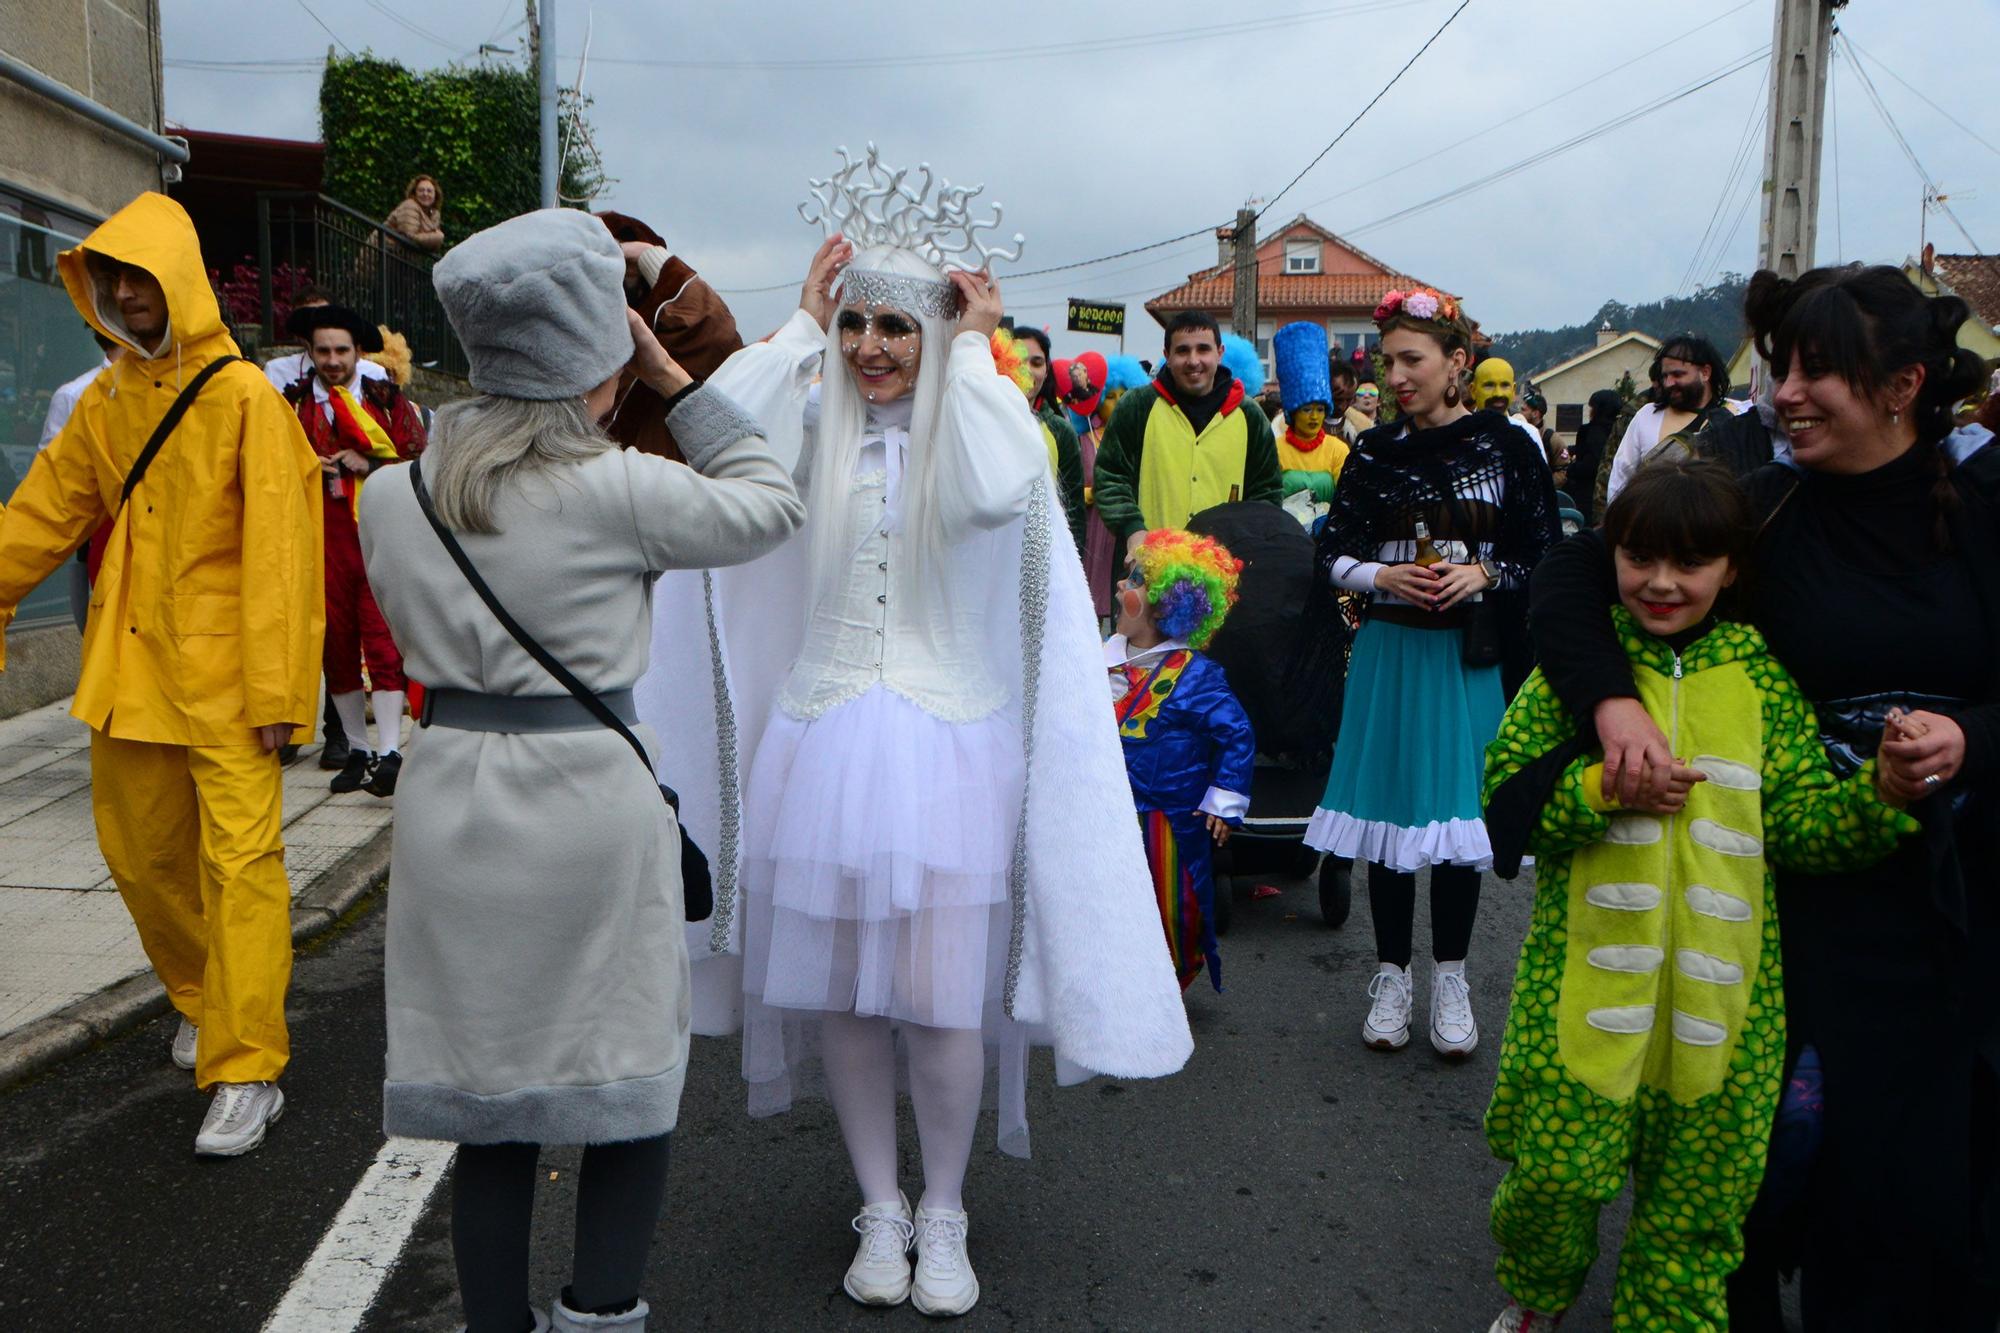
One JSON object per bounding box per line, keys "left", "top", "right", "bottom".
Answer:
{"left": 1318, "top": 856, "right": 1353, "bottom": 929}
{"left": 1213, "top": 879, "right": 1233, "bottom": 936}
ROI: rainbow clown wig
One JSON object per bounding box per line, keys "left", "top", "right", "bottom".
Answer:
{"left": 1130, "top": 529, "right": 1244, "bottom": 650}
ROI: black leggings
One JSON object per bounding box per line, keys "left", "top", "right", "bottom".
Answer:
{"left": 453, "top": 1134, "right": 672, "bottom": 1333}
{"left": 1367, "top": 862, "right": 1482, "bottom": 968}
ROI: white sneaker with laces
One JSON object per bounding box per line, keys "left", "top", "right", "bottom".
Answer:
{"left": 842, "top": 1192, "right": 914, "bottom": 1307}
{"left": 170, "top": 1017, "right": 197, "bottom": 1071}
{"left": 194, "top": 1081, "right": 284, "bottom": 1157}
{"left": 1432, "top": 965, "right": 1479, "bottom": 1057}
{"left": 1362, "top": 965, "right": 1413, "bottom": 1050}
{"left": 910, "top": 1204, "right": 979, "bottom": 1317}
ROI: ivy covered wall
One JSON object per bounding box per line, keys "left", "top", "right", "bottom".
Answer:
{"left": 318, "top": 55, "right": 607, "bottom": 243}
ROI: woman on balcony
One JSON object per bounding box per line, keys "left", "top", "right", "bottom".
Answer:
{"left": 383, "top": 174, "right": 445, "bottom": 254}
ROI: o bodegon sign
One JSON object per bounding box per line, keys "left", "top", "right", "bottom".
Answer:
{"left": 1066, "top": 299, "right": 1126, "bottom": 337}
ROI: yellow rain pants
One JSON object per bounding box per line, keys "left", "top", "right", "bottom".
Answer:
{"left": 90, "top": 731, "right": 292, "bottom": 1088}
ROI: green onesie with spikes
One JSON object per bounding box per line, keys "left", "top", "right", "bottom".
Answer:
{"left": 1480, "top": 612, "right": 1917, "bottom": 1331}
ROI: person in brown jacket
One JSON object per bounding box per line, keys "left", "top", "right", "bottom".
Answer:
{"left": 595, "top": 210, "right": 744, "bottom": 461}
{"left": 383, "top": 175, "right": 445, "bottom": 254}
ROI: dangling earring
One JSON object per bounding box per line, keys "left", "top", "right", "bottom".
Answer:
{"left": 1443, "top": 381, "right": 1461, "bottom": 407}
{"left": 1891, "top": 409, "right": 1902, "bottom": 425}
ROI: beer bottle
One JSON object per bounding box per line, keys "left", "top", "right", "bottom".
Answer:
{"left": 1413, "top": 521, "right": 1444, "bottom": 568}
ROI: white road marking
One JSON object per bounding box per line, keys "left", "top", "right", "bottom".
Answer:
{"left": 261, "top": 1136, "right": 457, "bottom": 1332}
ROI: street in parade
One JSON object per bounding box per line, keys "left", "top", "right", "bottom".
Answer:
{"left": 0, "top": 1, "right": 1995, "bottom": 1328}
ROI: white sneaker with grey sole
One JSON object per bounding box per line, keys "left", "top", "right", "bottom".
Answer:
{"left": 194, "top": 1081, "right": 284, "bottom": 1157}
{"left": 1362, "top": 966, "right": 1413, "bottom": 1050}
{"left": 910, "top": 1204, "right": 979, "bottom": 1316}
{"left": 843, "top": 1192, "right": 914, "bottom": 1306}
{"left": 170, "top": 1018, "right": 197, "bottom": 1071}
{"left": 1431, "top": 965, "right": 1479, "bottom": 1057}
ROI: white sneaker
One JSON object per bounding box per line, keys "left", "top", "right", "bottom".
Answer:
{"left": 1362, "top": 965, "right": 1413, "bottom": 1050}
{"left": 1431, "top": 965, "right": 1479, "bottom": 1057}
{"left": 170, "top": 1017, "right": 197, "bottom": 1071}
{"left": 842, "top": 1192, "right": 914, "bottom": 1307}
{"left": 194, "top": 1081, "right": 284, "bottom": 1157}
{"left": 910, "top": 1204, "right": 979, "bottom": 1317}
{"left": 550, "top": 1293, "right": 647, "bottom": 1330}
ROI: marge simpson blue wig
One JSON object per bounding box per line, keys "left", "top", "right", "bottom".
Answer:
{"left": 1130, "top": 530, "right": 1243, "bottom": 650}
{"left": 1220, "top": 333, "right": 1265, "bottom": 397}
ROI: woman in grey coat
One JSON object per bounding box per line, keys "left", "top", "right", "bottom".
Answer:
{"left": 358, "top": 209, "right": 803, "bottom": 1333}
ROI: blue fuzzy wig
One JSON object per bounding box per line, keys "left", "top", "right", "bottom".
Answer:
{"left": 1104, "top": 355, "right": 1150, "bottom": 392}
{"left": 1220, "top": 333, "right": 1265, "bottom": 397}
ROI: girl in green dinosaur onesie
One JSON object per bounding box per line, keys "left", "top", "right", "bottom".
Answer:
{"left": 1478, "top": 459, "right": 1920, "bottom": 1333}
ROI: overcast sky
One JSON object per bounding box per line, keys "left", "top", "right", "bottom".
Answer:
{"left": 161, "top": 0, "right": 1999, "bottom": 366}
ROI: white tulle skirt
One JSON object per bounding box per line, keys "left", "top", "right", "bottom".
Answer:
{"left": 738, "top": 683, "right": 1039, "bottom": 1155}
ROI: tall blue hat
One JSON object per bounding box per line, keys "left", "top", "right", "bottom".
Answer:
{"left": 1274, "top": 322, "right": 1331, "bottom": 415}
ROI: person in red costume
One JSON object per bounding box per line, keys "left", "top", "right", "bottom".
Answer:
{"left": 284, "top": 304, "right": 426, "bottom": 797}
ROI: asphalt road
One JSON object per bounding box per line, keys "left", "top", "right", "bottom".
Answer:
{"left": 0, "top": 864, "right": 1671, "bottom": 1331}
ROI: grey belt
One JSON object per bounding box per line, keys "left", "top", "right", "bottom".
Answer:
{"left": 420, "top": 687, "right": 638, "bottom": 734}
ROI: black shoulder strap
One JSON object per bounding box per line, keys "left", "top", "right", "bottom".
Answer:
{"left": 119, "top": 354, "right": 241, "bottom": 513}
{"left": 407, "top": 457, "right": 656, "bottom": 776}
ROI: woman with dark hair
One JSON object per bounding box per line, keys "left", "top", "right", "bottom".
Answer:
{"left": 1567, "top": 387, "right": 1623, "bottom": 522}
{"left": 1528, "top": 263, "right": 1999, "bottom": 1329}
{"left": 1301, "top": 287, "right": 1559, "bottom": 1059}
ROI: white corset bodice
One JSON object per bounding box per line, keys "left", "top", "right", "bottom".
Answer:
{"left": 779, "top": 406, "right": 1005, "bottom": 724}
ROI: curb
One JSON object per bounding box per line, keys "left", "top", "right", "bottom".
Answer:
{"left": 0, "top": 821, "right": 394, "bottom": 1094}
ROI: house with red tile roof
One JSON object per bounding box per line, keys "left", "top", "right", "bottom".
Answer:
{"left": 1144, "top": 215, "right": 1481, "bottom": 385}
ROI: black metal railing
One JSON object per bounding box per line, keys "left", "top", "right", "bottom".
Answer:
{"left": 255, "top": 191, "right": 465, "bottom": 378}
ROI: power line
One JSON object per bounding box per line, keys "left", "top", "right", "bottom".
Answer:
{"left": 1255, "top": 0, "right": 1472, "bottom": 222}
{"left": 1286, "top": 0, "right": 1756, "bottom": 220}
{"left": 294, "top": 0, "right": 354, "bottom": 56}
{"left": 1835, "top": 30, "right": 1985, "bottom": 256}
{"left": 360, "top": 0, "right": 463, "bottom": 51}
{"left": 1336, "top": 48, "right": 1766, "bottom": 241}
{"left": 1843, "top": 34, "right": 2000, "bottom": 161}
{"left": 1676, "top": 60, "right": 1768, "bottom": 297}
{"left": 574, "top": 0, "right": 1441, "bottom": 72}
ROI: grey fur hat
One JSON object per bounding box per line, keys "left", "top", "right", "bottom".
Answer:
{"left": 433, "top": 208, "right": 629, "bottom": 400}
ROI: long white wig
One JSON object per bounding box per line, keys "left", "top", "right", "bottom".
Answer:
{"left": 803, "top": 243, "right": 964, "bottom": 620}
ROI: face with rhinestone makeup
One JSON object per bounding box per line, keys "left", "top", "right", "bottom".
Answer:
{"left": 838, "top": 303, "right": 922, "bottom": 403}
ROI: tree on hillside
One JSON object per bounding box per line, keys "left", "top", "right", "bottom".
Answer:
{"left": 1490, "top": 274, "right": 1749, "bottom": 375}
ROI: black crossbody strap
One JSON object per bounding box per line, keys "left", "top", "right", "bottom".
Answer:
{"left": 118, "top": 355, "right": 241, "bottom": 513}
{"left": 407, "top": 457, "right": 656, "bottom": 777}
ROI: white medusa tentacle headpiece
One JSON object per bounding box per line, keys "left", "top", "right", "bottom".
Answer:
{"left": 800, "top": 142, "right": 1025, "bottom": 319}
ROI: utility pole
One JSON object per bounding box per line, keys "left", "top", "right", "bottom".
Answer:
{"left": 1231, "top": 205, "right": 1258, "bottom": 353}
{"left": 536, "top": 0, "right": 558, "bottom": 208}
{"left": 1756, "top": 0, "right": 1844, "bottom": 278}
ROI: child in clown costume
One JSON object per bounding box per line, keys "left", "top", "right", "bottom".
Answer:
{"left": 1479, "top": 459, "right": 1918, "bottom": 1333}
{"left": 1107, "top": 530, "right": 1254, "bottom": 992}
{"left": 1271, "top": 321, "right": 1349, "bottom": 509}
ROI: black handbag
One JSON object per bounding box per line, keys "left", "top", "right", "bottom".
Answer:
{"left": 407, "top": 458, "right": 714, "bottom": 921}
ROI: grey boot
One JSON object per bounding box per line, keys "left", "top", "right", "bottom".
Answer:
{"left": 550, "top": 1295, "right": 648, "bottom": 1331}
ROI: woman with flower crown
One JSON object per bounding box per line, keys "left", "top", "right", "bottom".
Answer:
{"left": 635, "top": 147, "right": 1192, "bottom": 1319}
{"left": 1299, "top": 287, "right": 1559, "bottom": 1061}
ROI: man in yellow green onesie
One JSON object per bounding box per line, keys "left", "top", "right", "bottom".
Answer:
{"left": 1478, "top": 461, "right": 1916, "bottom": 1332}
{"left": 0, "top": 193, "right": 323, "bottom": 1157}
{"left": 1093, "top": 310, "right": 1282, "bottom": 554}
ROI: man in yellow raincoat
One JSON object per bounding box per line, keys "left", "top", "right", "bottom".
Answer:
{"left": 0, "top": 193, "right": 322, "bottom": 1156}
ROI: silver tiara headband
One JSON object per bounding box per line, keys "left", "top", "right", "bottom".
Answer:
{"left": 800, "top": 143, "right": 1026, "bottom": 322}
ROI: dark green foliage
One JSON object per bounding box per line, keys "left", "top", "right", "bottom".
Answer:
{"left": 319, "top": 55, "right": 605, "bottom": 244}
{"left": 1491, "top": 275, "right": 1750, "bottom": 378}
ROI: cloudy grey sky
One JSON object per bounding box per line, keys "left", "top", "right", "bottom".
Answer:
{"left": 161, "top": 0, "right": 1999, "bottom": 364}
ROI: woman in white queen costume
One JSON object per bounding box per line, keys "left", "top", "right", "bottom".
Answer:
{"left": 637, "top": 147, "right": 1192, "bottom": 1317}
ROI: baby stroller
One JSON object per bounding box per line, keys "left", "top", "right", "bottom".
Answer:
{"left": 1185, "top": 502, "right": 1354, "bottom": 930}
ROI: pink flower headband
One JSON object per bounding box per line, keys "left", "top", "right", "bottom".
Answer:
{"left": 1373, "top": 286, "right": 1460, "bottom": 325}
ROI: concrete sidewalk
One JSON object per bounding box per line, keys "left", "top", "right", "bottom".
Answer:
{"left": 0, "top": 698, "right": 398, "bottom": 1089}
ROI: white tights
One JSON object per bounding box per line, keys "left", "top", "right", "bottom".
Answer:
{"left": 818, "top": 1010, "right": 984, "bottom": 1212}
{"left": 331, "top": 689, "right": 405, "bottom": 755}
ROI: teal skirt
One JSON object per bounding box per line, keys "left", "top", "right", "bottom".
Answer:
{"left": 1303, "top": 617, "right": 1503, "bottom": 871}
